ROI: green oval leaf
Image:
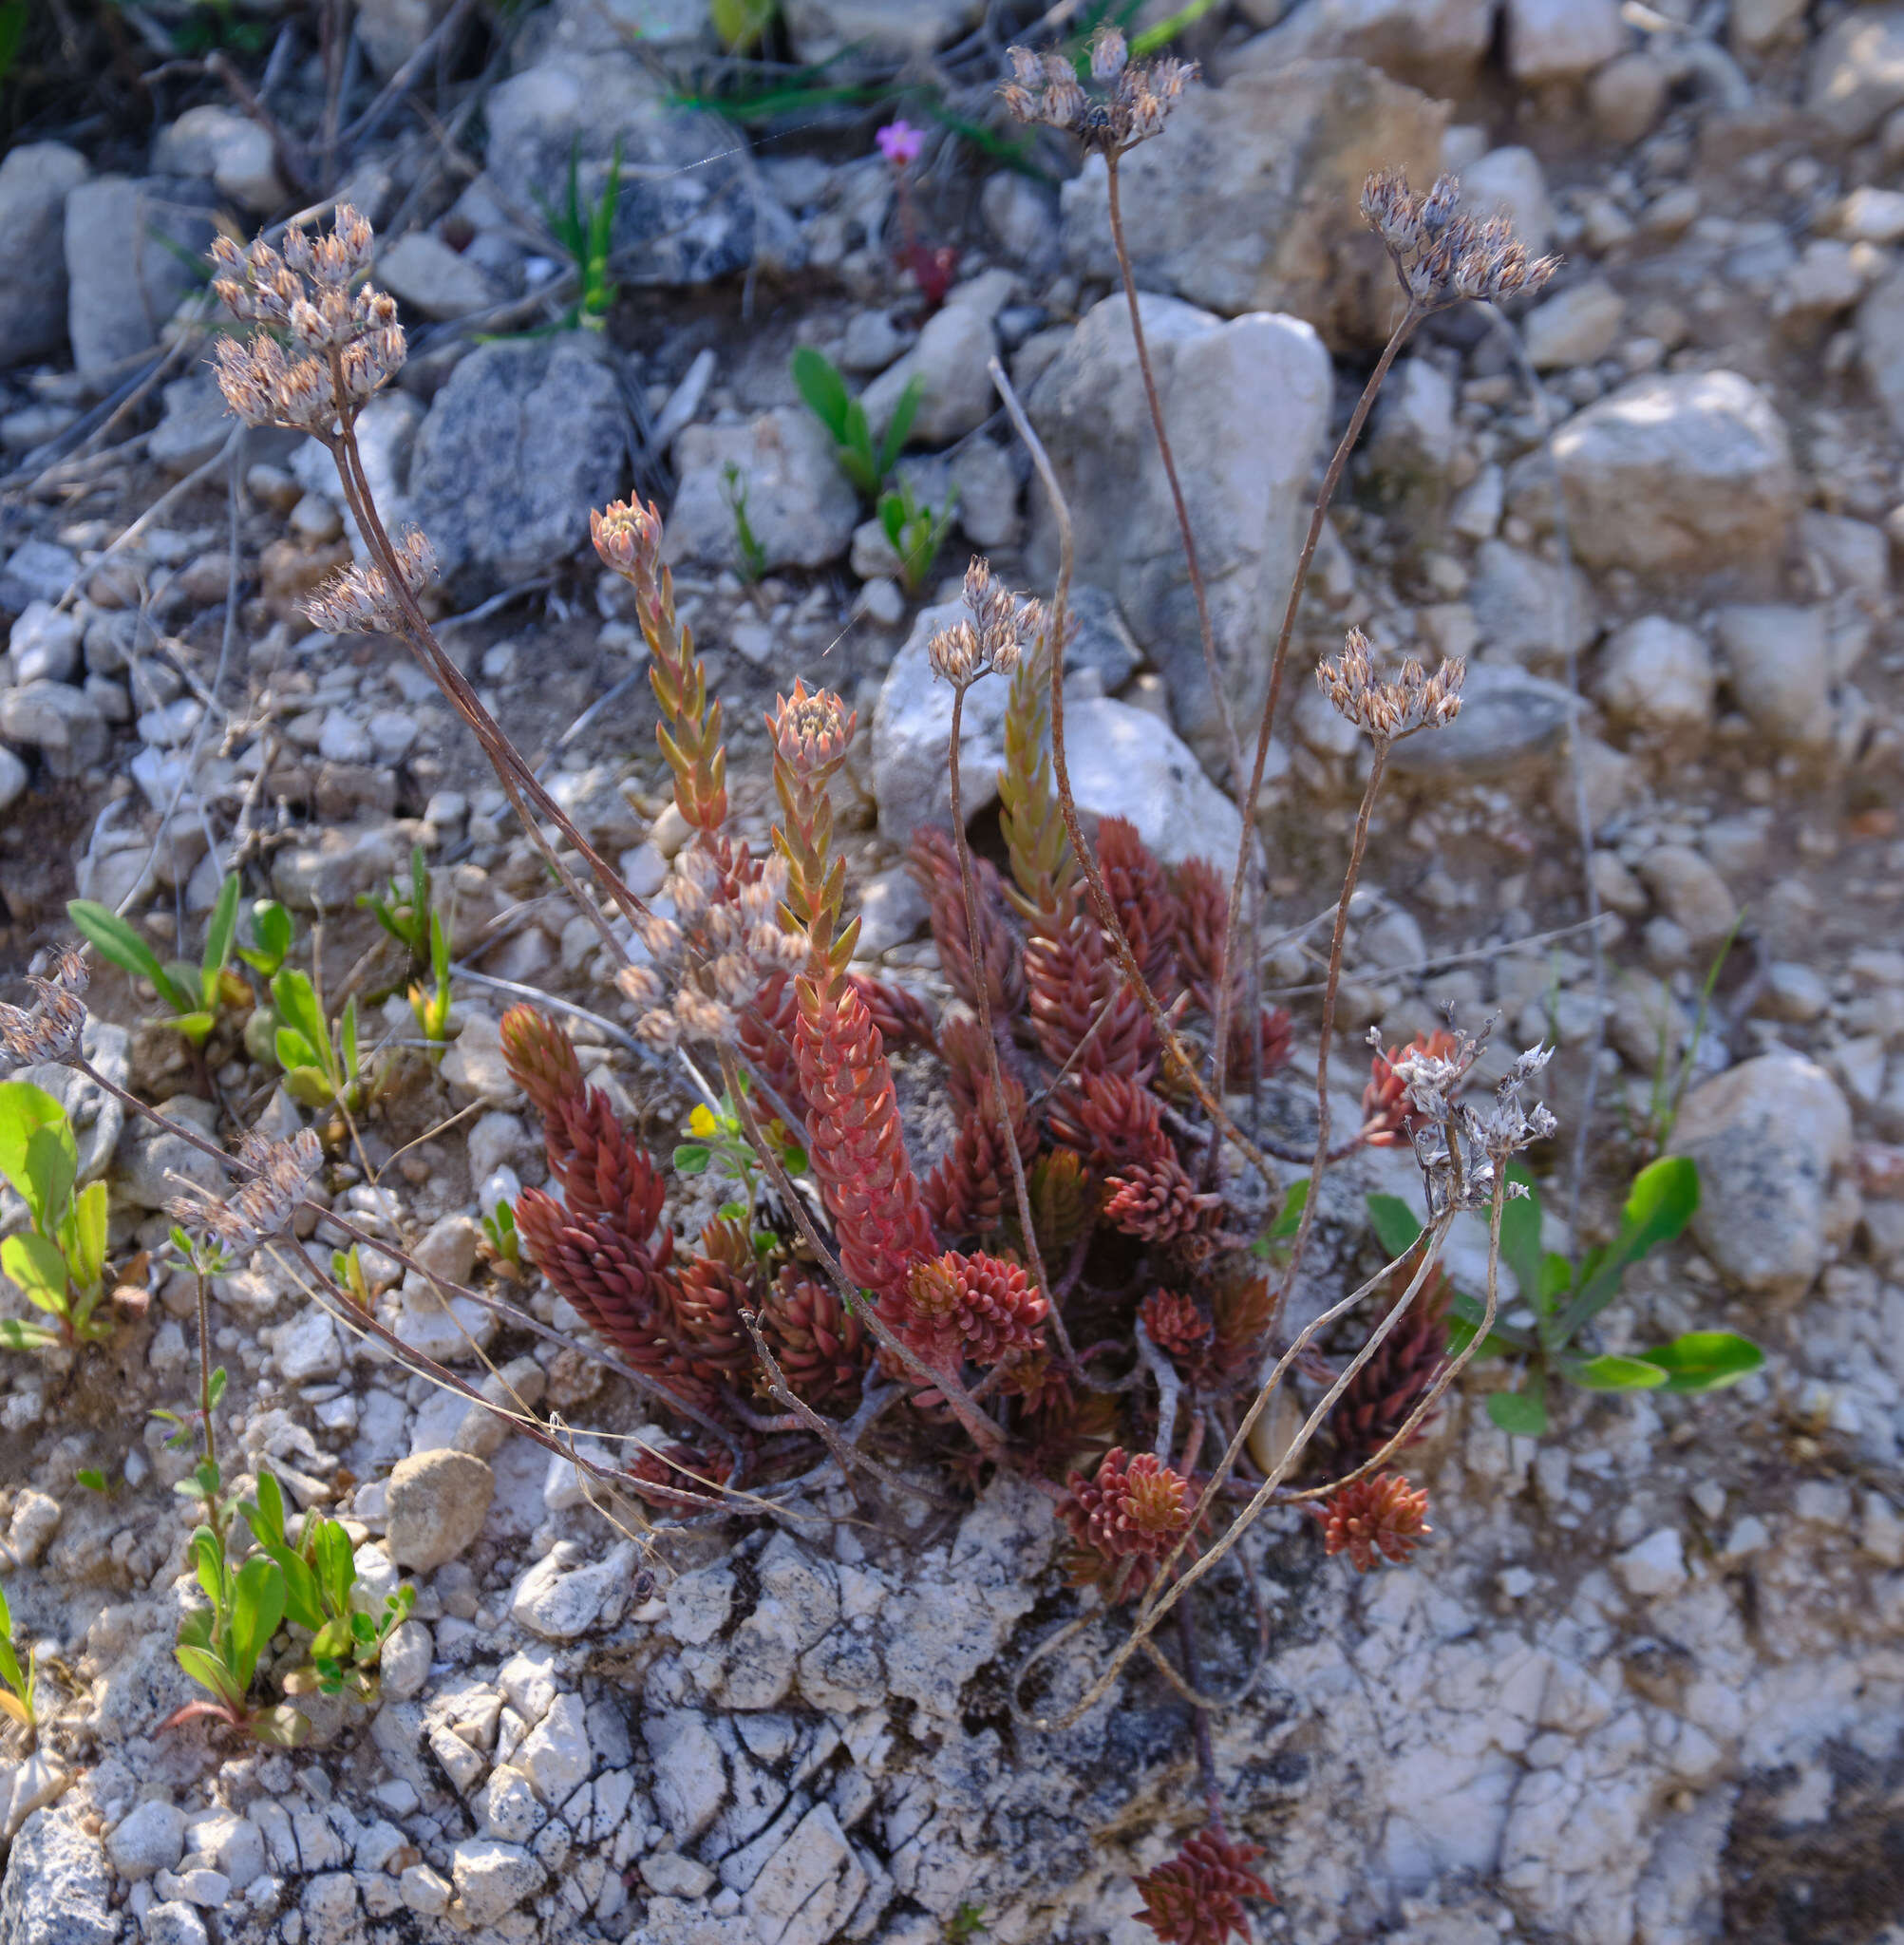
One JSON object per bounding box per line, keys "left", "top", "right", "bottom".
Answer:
{"left": 1486, "top": 1390, "right": 1549, "bottom": 1437}
{"left": 0, "top": 1082, "right": 73, "bottom": 1223}
{"left": 671, "top": 1143, "right": 711, "bottom": 1175}
{"left": 1365, "top": 1192, "right": 1424, "bottom": 1261}
{"left": 1568, "top": 1352, "right": 1670, "bottom": 1392}
{"left": 1638, "top": 1331, "right": 1765, "bottom": 1394}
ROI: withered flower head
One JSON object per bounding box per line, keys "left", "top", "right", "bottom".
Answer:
{"left": 303, "top": 526, "right": 437, "bottom": 635}
{"left": 210, "top": 206, "right": 405, "bottom": 436}
{"left": 1361, "top": 167, "right": 1559, "bottom": 312}
{"left": 0, "top": 947, "right": 88, "bottom": 1068}
{"left": 931, "top": 557, "right": 1029, "bottom": 687}
{"left": 617, "top": 851, "right": 802, "bottom": 1048}
{"left": 1316, "top": 628, "right": 1464, "bottom": 743}
{"left": 1001, "top": 28, "right": 1197, "bottom": 158}
{"left": 169, "top": 1125, "right": 323, "bottom": 1258}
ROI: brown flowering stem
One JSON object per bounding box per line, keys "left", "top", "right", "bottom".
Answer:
{"left": 1268, "top": 736, "right": 1389, "bottom": 1341}
{"left": 946, "top": 680, "right": 1072, "bottom": 1372}
{"left": 717, "top": 1043, "right": 1031, "bottom": 1482}
{"left": 1103, "top": 152, "right": 1242, "bottom": 791}
{"left": 325, "top": 417, "right": 642, "bottom": 963}
{"left": 1206, "top": 304, "right": 1423, "bottom": 1118}
{"left": 989, "top": 357, "right": 1284, "bottom": 1201}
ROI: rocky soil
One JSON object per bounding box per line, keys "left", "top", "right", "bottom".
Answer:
{"left": 4, "top": 1, "right": 1904, "bottom": 1942}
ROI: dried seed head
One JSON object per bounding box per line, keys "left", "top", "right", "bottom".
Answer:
{"left": 0, "top": 947, "right": 88, "bottom": 1068}
{"left": 1362, "top": 168, "right": 1559, "bottom": 312}
{"left": 169, "top": 1125, "right": 323, "bottom": 1258}
{"left": 928, "top": 617, "right": 982, "bottom": 687}
{"left": 1000, "top": 36, "right": 1197, "bottom": 157}
{"left": 1316, "top": 628, "right": 1464, "bottom": 743}
{"left": 210, "top": 207, "right": 405, "bottom": 435}
{"left": 303, "top": 526, "right": 437, "bottom": 634}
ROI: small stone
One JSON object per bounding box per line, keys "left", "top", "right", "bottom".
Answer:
{"left": 1712, "top": 605, "right": 1833, "bottom": 750}
{"left": 517, "top": 1693, "right": 592, "bottom": 1804}
{"left": 1595, "top": 616, "right": 1715, "bottom": 735}
{"left": 0, "top": 680, "right": 108, "bottom": 779}
{"left": 367, "top": 710, "right": 419, "bottom": 764}
{"left": 450, "top": 1839, "right": 546, "bottom": 1926}
{"left": 1524, "top": 278, "right": 1626, "bottom": 370}
{"left": 666, "top": 408, "right": 859, "bottom": 575}
{"left": 0, "top": 143, "right": 88, "bottom": 366}
{"left": 316, "top": 709, "right": 373, "bottom": 765}
{"left": 379, "top": 1620, "right": 433, "bottom": 1702}
{"left": 386, "top": 1451, "right": 495, "bottom": 1572}
{"left": 64, "top": 175, "right": 216, "bottom": 376}
{"left": 378, "top": 232, "right": 500, "bottom": 321}
{"left": 401, "top": 1864, "right": 452, "bottom": 1915}
{"left": 509, "top": 1539, "right": 638, "bottom": 1640}
{"left": 477, "top": 1767, "right": 546, "bottom": 1844}
{"left": 1614, "top": 1527, "right": 1687, "bottom": 1598}
{"left": 1461, "top": 145, "right": 1554, "bottom": 253}
{"left": 1503, "top": 0, "right": 1625, "bottom": 84}
{"left": 8, "top": 1490, "right": 60, "bottom": 1567}
{"left": 1636, "top": 846, "right": 1738, "bottom": 950}
{"left": 642, "top": 1853, "right": 717, "bottom": 1898}
{"left": 264, "top": 1308, "right": 341, "bottom": 1384}
{"left": 8, "top": 603, "right": 81, "bottom": 686}
{"left": 107, "top": 1799, "right": 187, "bottom": 1879}
{"left": 1808, "top": 7, "right": 1904, "bottom": 141}
{"left": 1588, "top": 50, "right": 1668, "bottom": 143}
{"left": 141, "top": 1904, "right": 209, "bottom": 1945}
{"left": 272, "top": 822, "right": 400, "bottom": 911}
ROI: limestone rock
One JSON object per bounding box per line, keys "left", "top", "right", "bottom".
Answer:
{"left": 1711, "top": 604, "right": 1832, "bottom": 750}
{"left": 1225, "top": 0, "right": 1497, "bottom": 91}
{"left": 1504, "top": 0, "right": 1626, "bottom": 85}
{"left": 63, "top": 177, "right": 216, "bottom": 377}
{"left": 1807, "top": 7, "right": 1904, "bottom": 141}
{"left": 667, "top": 409, "right": 859, "bottom": 574}
{"left": 1595, "top": 616, "right": 1715, "bottom": 734}
{"left": 386, "top": 1450, "right": 495, "bottom": 1571}
{"left": 408, "top": 336, "right": 629, "bottom": 587}
{"left": 0, "top": 144, "right": 88, "bottom": 367}
{"left": 1055, "top": 697, "right": 1243, "bottom": 871}
{"left": 1060, "top": 61, "right": 1446, "bottom": 351}
{"left": 1670, "top": 1052, "right": 1854, "bottom": 1300}
{"left": 1026, "top": 293, "right": 1329, "bottom": 759}
{"left": 1552, "top": 371, "right": 1797, "bottom": 576}
{"left": 376, "top": 232, "right": 499, "bottom": 322}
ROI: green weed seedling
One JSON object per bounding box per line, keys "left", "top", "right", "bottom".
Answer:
{"left": 537, "top": 139, "right": 622, "bottom": 331}
{"left": 710, "top": 0, "right": 776, "bottom": 55}
{"left": 722, "top": 462, "right": 770, "bottom": 584}
{"left": 240, "top": 1470, "right": 413, "bottom": 1705}
{"left": 164, "top": 1459, "right": 308, "bottom": 1747}
{"left": 1366, "top": 1158, "right": 1763, "bottom": 1439}
{"left": 0, "top": 1080, "right": 111, "bottom": 1350}
{"left": 358, "top": 843, "right": 437, "bottom": 983}
{"left": 68, "top": 873, "right": 245, "bottom": 1049}
{"left": 0, "top": 1580, "right": 37, "bottom": 1734}
{"left": 270, "top": 966, "right": 365, "bottom": 1111}
{"left": 408, "top": 909, "right": 453, "bottom": 1056}
{"left": 482, "top": 1198, "right": 522, "bottom": 1268}
{"left": 877, "top": 478, "right": 958, "bottom": 595}
{"left": 791, "top": 346, "right": 921, "bottom": 498}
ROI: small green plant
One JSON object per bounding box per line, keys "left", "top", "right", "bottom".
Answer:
{"left": 408, "top": 909, "right": 453, "bottom": 1054}
{"left": 1367, "top": 1157, "right": 1763, "bottom": 1439}
{"left": 332, "top": 1243, "right": 372, "bottom": 1308}
{"left": 359, "top": 844, "right": 435, "bottom": 983}
{"left": 270, "top": 967, "right": 365, "bottom": 1111}
{"left": 0, "top": 1579, "right": 37, "bottom": 1734}
{"left": 673, "top": 1092, "right": 806, "bottom": 1224}
{"left": 722, "top": 462, "right": 769, "bottom": 584}
{"left": 0, "top": 1080, "right": 111, "bottom": 1350}
{"left": 240, "top": 1470, "right": 414, "bottom": 1704}
{"left": 710, "top": 0, "right": 776, "bottom": 52}
{"left": 164, "top": 1459, "right": 308, "bottom": 1747}
{"left": 68, "top": 874, "right": 245, "bottom": 1049}
{"left": 482, "top": 1199, "right": 522, "bottom": 1268}
{"left": 877, "top": 477, "right": 958, "bottom": 595}
{"left": 790, "top": 346, "right": 921, "bottom": 497}
{"left": 1632, "top": 918, "right": 1742, "bottom": 1161}
{"left": 236, "top": 897, "right": 295, "bottom": 979}
{"left": 947, "top": 1905, "right": 989, "bottom": 1942}
{"left": 150, "top": 1360, "right": 228, "bottom": 1454}
{"left": 537, "top": 139, "right": 621, "bottom": 331}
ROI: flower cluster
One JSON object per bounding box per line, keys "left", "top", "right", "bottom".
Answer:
{"left": 169, "top": 1126, "right": 323, "bottom": 1259}
{"left": 1002, "top": 28, "right": 1197, "bottom": 159}
{"left": 1063, "top": 1446, "right": 1196, "bottom": 1601}
{"left": 1314, "top": 1471, "right": 1432, "bottom": 1572}
{"left": 927, "top": 557, "right": 1029, "bottom": 687}
{"left": 1379, "top": 1026, "right": 1557, "bottom": 1216}
{"left": 0, "top": 947, "right": 88, "bottom": 1068}
{"left": 1132, "top": 1828, "right": 1275, "bottom": 1945}
{"left": 1361, "top": 167, "right": 1560, "bottom": 310}
{"left": 1360, "top": 1027, "right": 1461, "bottom": 1148}
{"left": 617, "top": 850, "right": 806, "bottom": 1048}
{"left": 1316, "top": 628, "right": 1465, "bottom": 743}
{"left": 303, "top": 527, "right": 437, "bottom": 636}
{"left": 210, "top": 207, "right": 405, "bottom": 436}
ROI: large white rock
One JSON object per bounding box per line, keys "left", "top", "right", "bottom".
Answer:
{"left": 151, "top": 105, "right": 284, "bottom": 212}
{"left": 1459, "top": 145, "right": 1555, "bottom": 254}
{"left": 1226, "top": 0, "right": 1498, "bottom": 90}
{"left": 1552, "top": 371, "right": 1797, "bottom": 576}
{"left": 63, "top": 176, "right": 216, "bottom": 377}
{"left": 1503, "top": 0, "right": 1626, "bottom": 85}
{"left": 1026, "top": 294, "right": 1330, "bottom": 761}
{"left": 1522, "top": 278, "right": 1625, "bottom": 370}
{"left": 1670, "top": 1051, "right": 1854, "bottom": 1301}
{"left": 666, "top": 408, "right": 859, "bottom": 575}
{"left": 1807, "top": 7, "right": 1904, "bottom": 140}
{"left": 1595, "top": 615, "right": 1715, "bottom": 734}
{"left": 0, "top": 143, "right": 88, "bottom": 366}
{"left": 1711, "top": 605, "right": 1832, "bottom": 750}
{"left": 1057, "top": 698, "right": 1243, "bottom": 871}
{"left": 1060, "top": 61, "right": 1446, "bottom": 351}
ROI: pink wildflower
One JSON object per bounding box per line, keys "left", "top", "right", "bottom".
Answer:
{"left": 876, "top": 120, "right": 924, "bottom": 167}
